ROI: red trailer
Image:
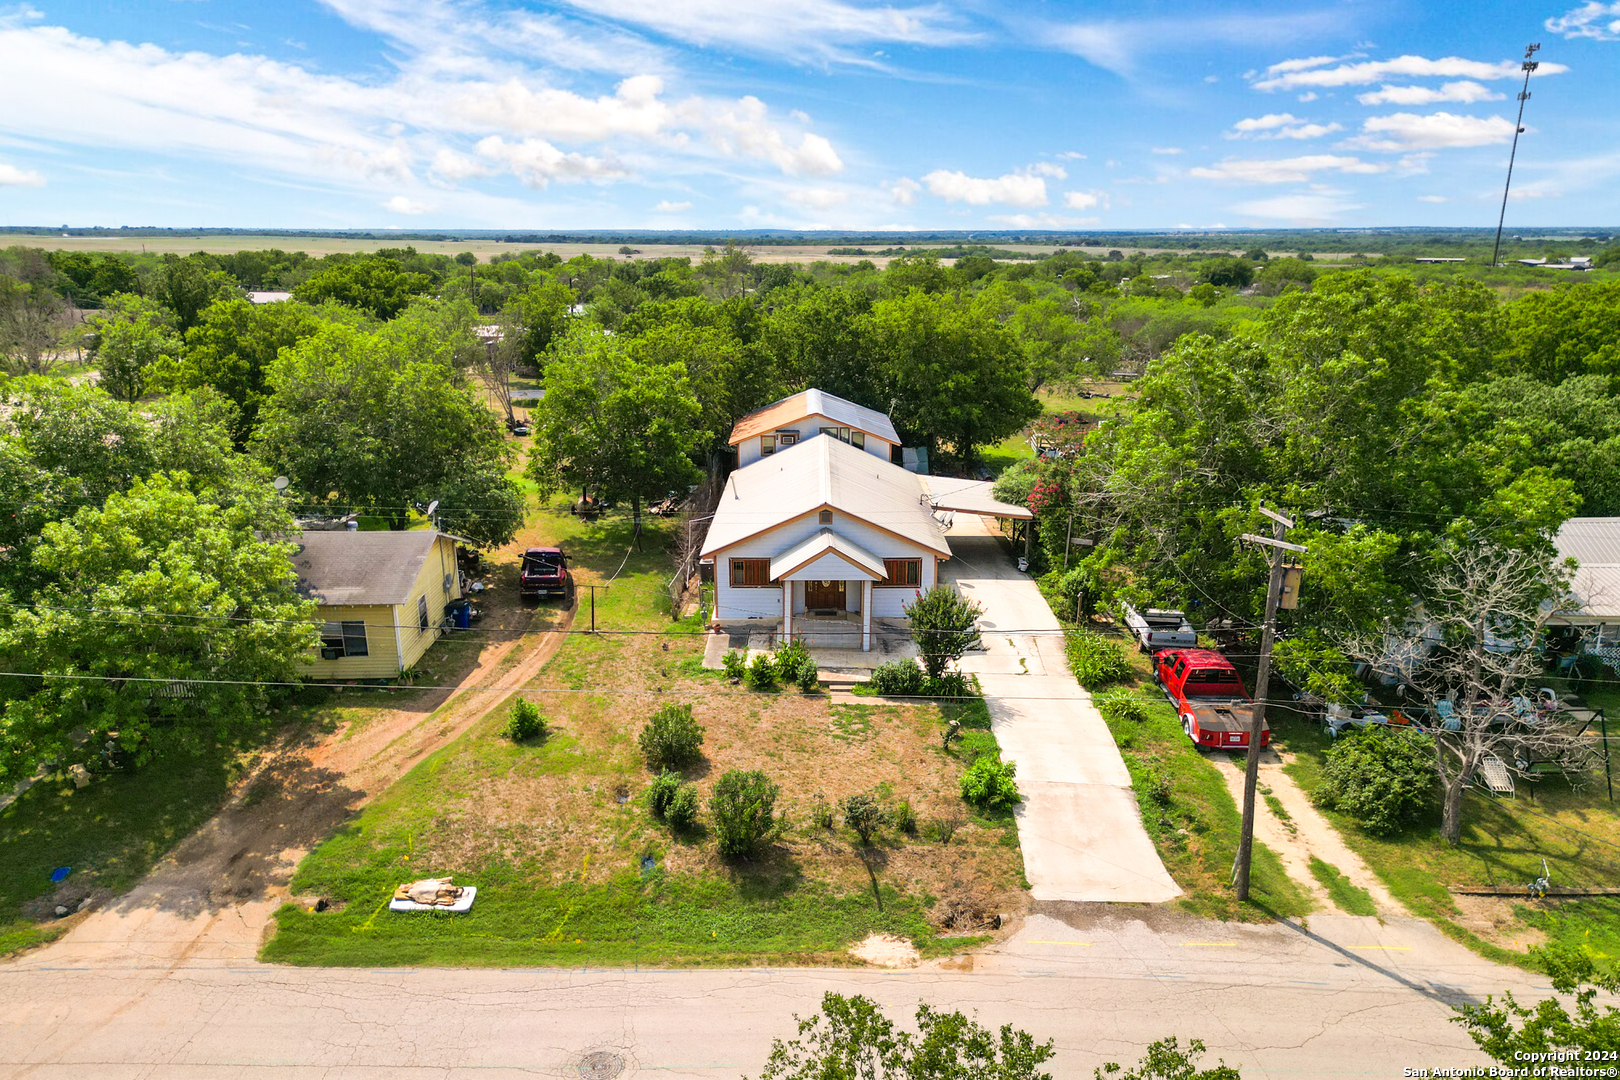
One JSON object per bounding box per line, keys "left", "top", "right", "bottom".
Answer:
{"left": 1152, "top": 648, "right": 1270, "bottom": 750}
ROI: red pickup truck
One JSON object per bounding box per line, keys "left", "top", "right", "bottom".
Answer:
{"left": 1152, "top": 648, "right": 1270, "bottom": 751}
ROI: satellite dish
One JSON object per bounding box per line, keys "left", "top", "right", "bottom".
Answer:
{"left": 273, "top": 476, "right": 290, "bottom": 490}
{"left": 425, "top": 500, "right": 440, "bottom": 519}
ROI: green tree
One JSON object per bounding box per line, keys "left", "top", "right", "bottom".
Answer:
{"left": 0, "top": 472, "right": 317, "bottom": 784}
{"left": 628, "top": 316, "right": 776, "bottom": 454}
{"left": 1455, "top": 946, "right": 1620, "bottom": 1063}
{"left": 1499, "top": 281, "right": 1620, "bottom": 384}
{"left": 93, "top": 306, "right": 178, "bottom": 402}
{"left": 506, "top": 274, "right": 575, "bottom": 365}
{"left": 251, "top": 324, "right": 525, "bottom": 546}
{"left": 1312, "top": 727, "right": 1436, "bottom": 836}
{"left": 158, "top": 256, "right": 238, "bottom": 332}
{"left": 695, "top": 241, "right": 754, "bottom": 300}
{"left": 0, "top": 276, "right": 65, "bottom": 376}
{"left": 526, "top": 325, "right": 705, "bottom": 532}
{"left": 171, "top": 297, "right": 329, "bottom": 441}
{"left": 866, "top": 291, "right": 1039, "bottom": 470}
{"left": 904, "top": 585, "right": 984, "bottom": 679}
{"left": 760, "top": 285, "right": 881, "bottom": 406}
{"left": 1096, "top": 1037, "right": 1242, "bottom": 1079}
{"left": 756, "top": 993, "right": 1055, "bottom": 1080}
{"left": 292, "top": 256, "right": 434, "bottom": 319}
{"left": 709, "top": 768, "right": 779, "bottom": 859}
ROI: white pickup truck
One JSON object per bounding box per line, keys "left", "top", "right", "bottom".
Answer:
{"left": 1122, "top": 604, "right": 1197, "bottom": 653}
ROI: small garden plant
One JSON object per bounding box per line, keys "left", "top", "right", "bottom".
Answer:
{"left": 720, "top": 650, "right": 747, "bottom": 682}
{"left": 666, "top": 785, "right": 699, "bottom": 832}
{"left": 746, "top": 651, "right": 778, "bottom": 690}
{"left": 710, "top": 769, "right": 779, "bottom": 859}
{"left": 1096, "top": 688, "right": 1149, "bottom": 724}
{"left": 841, "top": 792, "right": 884, "bottom": 845}
{"left": 960, "top": 755, "right": 1020, "bottom": 811}
{"left": 1067, "top": 630, "right": 1132, "bottom": 687}
{"left": 637, "top": 703, "right": 705, "bottom": 770}
{"left": 502, "top": 697, "right": 547, "bottom": 742}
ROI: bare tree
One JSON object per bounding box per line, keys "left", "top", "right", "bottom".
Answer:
{"left": 0, "top": 279, "right": 66, "bottom": 376}
{"left": 1342, "top": 544, "right": 1600, "bottom": 845}
{"left": 468, "top": 314, "right": 523, "bottom": 426}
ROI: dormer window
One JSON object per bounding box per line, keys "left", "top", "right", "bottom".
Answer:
{"left": 819, "top": 510, "right": 833, "bottom": 524}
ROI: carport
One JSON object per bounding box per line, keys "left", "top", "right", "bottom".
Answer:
{"left": 919, "top": 476, "right": 1035, "bottom": 559}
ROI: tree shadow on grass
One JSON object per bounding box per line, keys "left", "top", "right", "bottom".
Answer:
{"left": 721, "top": 842, "right": 805, "bottom": 902}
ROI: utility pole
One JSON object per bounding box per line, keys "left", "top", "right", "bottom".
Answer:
{"left": 1233, "top": 505, "right": 1307, "bottom": 900}
{"left": 579, "top": 584, "right": 606, "bottom": 633}
{"left": 1490, "top": 43, "right": 1542, "bottom": 269}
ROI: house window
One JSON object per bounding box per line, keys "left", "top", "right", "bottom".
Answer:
{"left": 760, "top": 435, "right": 776, "bottom": 456}
{"left": 819, "top": 509, "right": 833, "bottom": 524}
{"left": 418, "top": 595, "right": 430, "bottom": 630}
{"left": 820, "top": 425, "right": 853, "bottom": 443}
{"left": 320, "top": 620, "right": 369, "bottom": 658}
{"left": 730, "top": 558, "right": 772, "bottom": 587}
{"left": 851, "top": 430, "right": 865, "bottom": 450}
{"left": 880, "top": 559, "right": 921, "bottom": 587}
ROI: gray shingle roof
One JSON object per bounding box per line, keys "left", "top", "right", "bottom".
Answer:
{"left": 293, "top": 530, "right": 444, "bottom": 607}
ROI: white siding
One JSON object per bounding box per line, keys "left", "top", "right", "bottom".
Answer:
{"left": 713, "top": 512, "right": 938, "bottom": 620}
{"left": 736, "top": 413, "right": 895, "bottom": 467}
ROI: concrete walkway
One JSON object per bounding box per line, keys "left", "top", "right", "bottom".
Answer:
{"left": 944, "top": 516, "right": 1180, "bottom": 903}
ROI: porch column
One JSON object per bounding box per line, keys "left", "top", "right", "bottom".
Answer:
{"left": 861, "top": 580, "right": 872, "bottom": 652}
{"left": 782, "top": 580, "right": 792, "bottom": 642}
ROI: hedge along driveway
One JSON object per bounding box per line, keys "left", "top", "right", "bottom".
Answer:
{"left": 944, "top": 518, "right": 1180, "bottom": 903}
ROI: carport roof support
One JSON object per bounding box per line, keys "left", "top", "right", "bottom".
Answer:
{"left": 920, "top": 476, "right": 1034, "bottom": 520}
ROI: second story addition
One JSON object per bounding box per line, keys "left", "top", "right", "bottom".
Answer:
{"left": 728, "top": 388, "right": 900, "bottom": 467}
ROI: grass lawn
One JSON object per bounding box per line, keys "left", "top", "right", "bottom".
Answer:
{"left": 264, "top": 509, "right": 1023, "bottom": 968}
{"left": 1273, "top": 712, "right": 1620, "bottom": 969}
{"left": 0, "top": 747, "right": 242, "bottom": 957}
{"left": 982, "top": 383, "right": 1134, "bottom": 477}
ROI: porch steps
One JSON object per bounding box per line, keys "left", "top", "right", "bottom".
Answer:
{"left": 821, "top": 670, "right": 868, "bottom": 705}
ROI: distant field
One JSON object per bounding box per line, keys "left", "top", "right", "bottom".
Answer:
{"left": 11, "top": 233, "right": 1317, "bottom": 264}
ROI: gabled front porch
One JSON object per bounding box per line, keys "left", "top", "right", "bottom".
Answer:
{"left": 702, "top": 614, "right": 917, "bottom": 674}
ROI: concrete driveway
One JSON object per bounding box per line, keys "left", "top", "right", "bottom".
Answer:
{"left": 944, "top": 516, "right": 1179, "bottom": 904}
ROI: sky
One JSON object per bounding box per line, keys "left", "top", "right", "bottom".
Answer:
{"left": 0, "top": 0, "right": 1617, "bottom": 231}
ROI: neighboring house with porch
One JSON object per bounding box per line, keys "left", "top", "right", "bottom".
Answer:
{"left": 729, "top": 388, "right": 901, "bottom": 467}
{"left": 701, "top": 434, "right": 950, "bottom": 651}
{"left": 1553, "top": 517, "right": 1620, "bottom": 665}
{"left": 291, "top": 529, "right": 464, "bottom": 679}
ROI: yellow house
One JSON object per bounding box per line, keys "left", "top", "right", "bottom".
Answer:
{"left": 291, "top": 530, "right": 465, "bottom": 680}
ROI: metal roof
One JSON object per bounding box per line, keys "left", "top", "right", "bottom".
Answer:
{"left": 701, "top": 436, "right": 949, "bottom": 558}
{"left": 1555, "top": 518, "right": 1620, "bottom": 619}
{"left": 293, "top": 530, "right": 448, "bottom": 607}
{"left": 919, "top": 475, "right": 1034, "bottom": 520}
{"left": 728, "top": 388, "right": 900, "bottom": 446}
{"left": 770, "top": 528, "right": 886, "bottom": 581}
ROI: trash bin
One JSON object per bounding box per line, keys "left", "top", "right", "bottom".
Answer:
{"left": 446, "top": 599, "right": 471, "bottom": 629}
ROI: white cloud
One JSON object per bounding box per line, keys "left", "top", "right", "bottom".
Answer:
{"left": 783, "top": 185, "right": 849, "bottom": 210}
{"left": 552, "top": 0, "right": 977, "bottom": 64}
{"left": 1546, "top": 2, "right": 1620, "bottom": 40}
{"left": 1416, "top": 194, "right": 1450, "bottom": 203}
{"left": 1150, "top": 146, "right": 1182, "bottom": 155}
{"left": 474, "top": 136, "right": 631, "bottom": 187}
{"left": 449, "top": 74, "right": 671, "bottom": 140}
{"left": 888, "top": 176, "right": 921, "bottom": 204}
{"left": 695, "top": 95, "right": 844, "bottom": 175}
{"left": 383, "top": 194, "right": 430, "bottom": 214}
{"left": 1296, "top": 91, "right": 1318, "bottom": 102}
{"left": 1252, "top": 54, "right": 1568, "bottom": 91}
{"left": 1355, "top": 81, "right": 1502, "bottom": 105}
{"left": 1264, "top": 55, "right": 1340, "bottom": 75}
{"left": 1055, "top": 151, "right": 1087, "bottom": 161}
{"left": 1041, "top": 12, "right": 1345, "bottom": 77}
{"left": 921, "top": 168, "right": 1048, "bottom": 207}
{"left": 1344, "top": 111, "right": 1518, "bottom": 151}
{"left": 653, "top": 198, "right": 692, "bottom": 211}
{"left": 988, "top": 212, "right": 1099, "bottom": 228}
{"left": 1232, "top": 191, "right": 1362, "bottom": 224}
{"left": 0, "top": 161, "right": 44, "bottom": 186}
{"left": 1063, "top": 189, "right": 1107, "bottom": 210}
{"left": 1228, "top": 113, "right": 1342, "bottom": 140}
{"left": 1029, "top": 162, "right": 1068, "bottom": 178}
{"left": 1190, "top": 154, "right": 1388, "bottom": 184}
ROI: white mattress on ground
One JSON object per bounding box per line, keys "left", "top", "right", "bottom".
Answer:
{"left": 388, "top": 885, "right": 477, "bottom": 913}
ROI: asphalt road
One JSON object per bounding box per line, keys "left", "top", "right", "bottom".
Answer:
{"left": 0, "top": 904, "right": 1532, "bottom": 1079}
{"left": 943, "top": 518, "right": 1180, "bottom": 904}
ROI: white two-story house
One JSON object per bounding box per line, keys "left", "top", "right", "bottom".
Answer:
{"left": 728, "top": 388, "right": 900, "bottom": 468}
{"left": 701, "top": 433, "right": 950, "bottom": 651}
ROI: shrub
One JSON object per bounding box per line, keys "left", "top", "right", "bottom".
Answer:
{"left": 1313, "top": 726, "right": 1436, "bottom": 836}
{"left": 720, "top": 650, "right": 746, "bottom": 682}
{"left": 1097, "top": 688, "right": 1148, "bottom": 724}
{"left": 890, "top": 798, "right": 918, "bottom": 836}
{"left": 746, "top": 651, "right": 778, "bottom": 689}
{"left": 870, "top": 659, "right": 925, "bottom": 696}
{"left": 1067, "top": 630, "right": 1132, "bottom": 687}
{"left": 637, "top": 703, "right": 705, "bottom": 770}
{"left": 666, "top": 785, "right": 699, "bottom": 832}
{"left": 842, "top": 792, "right": 885, "bottom": 845}
{"left": 793, "top": 655, "right": 820, "bottom": 693}
{"left": 710, "top": 769, "right": 780, "bottom": 859}
{"left": 960, "top": 756, "right": 1020, "bottom": 811}
{"left": 812, "top": 799, "right": 835, "bottom": 830}
{"left": 502, "top": 697, "right": 547, "bottom": 741}
{"left": 647, "top": 769, "right": 682, "bottom": 818}
{"left": 774, "top": 639, "right": 812, "bottom": 680}
{"left": 905, "top": 586, "right": 984, "bottom": 679}
{"left": 926, "top": 671, "right": 973, "bottom": 699}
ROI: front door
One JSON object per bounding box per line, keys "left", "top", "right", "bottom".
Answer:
{"left": 804, "top": 579, "right": 846, "bottom": 612}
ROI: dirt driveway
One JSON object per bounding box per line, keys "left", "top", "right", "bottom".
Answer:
{"left": 944, "top": 516, "right": 1179, "bottom": 904}
{"left": 20, "top": 600, "right": 575, "bottom": 968}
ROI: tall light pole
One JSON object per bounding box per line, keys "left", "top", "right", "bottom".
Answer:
{"left": 1490, "top": 43, "right": 1542, "bottom": 269}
